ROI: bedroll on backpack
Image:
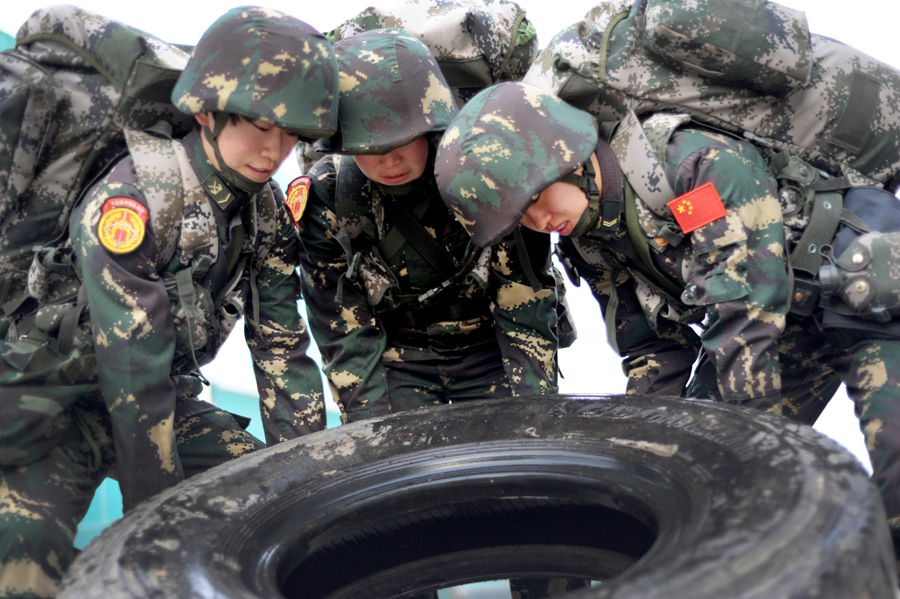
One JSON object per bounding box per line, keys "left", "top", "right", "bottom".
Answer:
{"left": 524, "top": 0, "right": 900, "bottom": 190}
{"left": 0, "top": 4, "right": 194, "bottom": 337}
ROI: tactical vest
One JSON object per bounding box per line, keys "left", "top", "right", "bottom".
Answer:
{"left": 325, "top": 155, "right": 495, "bottom": 333}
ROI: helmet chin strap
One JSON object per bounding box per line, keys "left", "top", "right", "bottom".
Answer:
{"left": 203, "top": 112, "right": 268, "bottom": 195}
{"left": 561, "top": 158, "right": 601, "bottom": 238}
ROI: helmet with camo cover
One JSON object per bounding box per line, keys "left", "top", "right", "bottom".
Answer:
{"left": 172, "top": 6, "right": 338, "bottom": 194}
{"left": 435, "top": 82, "right": 600, "bottom": 247}
{"left": 172, "top": 6, "right": 338, "bottom": 140}
{"left": 316, "top": 28, "right": 458, "bottom": 154}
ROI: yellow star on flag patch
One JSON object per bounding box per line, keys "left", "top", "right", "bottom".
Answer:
{"left": 666, "top": 183, "right": 726, "bottom": 234}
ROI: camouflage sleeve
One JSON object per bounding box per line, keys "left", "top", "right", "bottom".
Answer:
{"left": 668, "top": 129, "right": 788, "bottom": 402}
{"left": 491, "top": 231, "right": 559, "bottom": 396}
{"left": 245, "top": 197, "right": 326, "bottom": 442}
{"left": 70, "top": 175, "right": 182, "bottom": 512}
{"left": 297, "top": 165, "right": 390, "bottom": 420}
{"left": 564, "top": 243, "right": 701, "bottom": 397}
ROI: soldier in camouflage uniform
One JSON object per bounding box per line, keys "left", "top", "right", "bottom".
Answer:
{"left": 434, "top": 81, "right": 900, "bottom": 560}
{"left": 296, "top": 29, "right": 560, "bottom": 424}
{"left": 0, "top": 7, "right": 336, "bottom": 596}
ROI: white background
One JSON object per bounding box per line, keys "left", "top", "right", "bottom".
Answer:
{"left": 5, "top": 0, "right": 897, "bottom": 469}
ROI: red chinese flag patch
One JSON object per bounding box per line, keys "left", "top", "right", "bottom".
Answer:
{"left": 666, "top": 182, "right": 727, "bottom": 234}
{"left": 286, "top": 176, "right": 310, "bottom": 224}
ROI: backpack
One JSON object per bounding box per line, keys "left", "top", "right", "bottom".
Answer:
{"left": 0, "top": 4, "right": 194, "bottom": 338}
{"left": 524, "top": 0, "right": 900, "bottom": 191}
{"left": 327, "top": 0, "right": 538, "bottom": 103}
{"left": 296, "top": 0, "right": 539, "bottom": 173}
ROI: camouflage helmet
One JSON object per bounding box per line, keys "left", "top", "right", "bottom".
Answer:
{"left": 316, "top": 28, "right": 458, "bottom": 154}
{"left": 435, "top": 82, "right": 599, "bottom": 247}
{"left": 172, "top": 6, "right": 339, "bottom": 142}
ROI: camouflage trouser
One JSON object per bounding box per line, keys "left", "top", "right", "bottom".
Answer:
{"left": 688, "top": 317, "right": 900, "bottom": 555}
{"left": 0, "top": 394, "right": 264, "bottom": 599}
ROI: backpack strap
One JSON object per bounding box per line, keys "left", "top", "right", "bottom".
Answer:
{"left": 124, "top": 127, "right": 187, "bottom": 266}
{"left": 334, "top": 155, "right": 377, "bottom": 242}
{"left": 125, "top": 127, "right": 218, "bottom": 381}
{"left": 610, "top": 110, "right": 689, "bottom": 216}
{"left": 381, "top": 193, "right": 457, "bottom": 278}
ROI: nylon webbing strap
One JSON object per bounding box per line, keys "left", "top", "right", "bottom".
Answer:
{"left": 623, "top": 183, "right": 683, "bottom": 298}
{"left": 611, "top": 110, "right": 677, "bottom": 216}
{"left": 57, "top": 283, "right": 88, "bottom": 356}
{"left": 514, "top": 227, "right": 542, "bottom": 292}
{"left": 377, "top": 191, "right": 433, "bottom": 261}
{"left": 605, "top": 268, "right": 621, "bottom": 354}
{"left": 789, "top": 191, "right": 844, "bottom": 276}
{"left": 383, "top": 195, "right": 457, "bottom": 277}
{"left": 175, "top": 267, "right": 209, "bottom": 384}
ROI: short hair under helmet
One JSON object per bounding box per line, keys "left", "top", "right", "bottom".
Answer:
{"left": 435, "top": 82, "right": 598, "bottom": 247}
{"left": 316, "top": 28, "right": 458, "bottom": 154}
{"left": 172, "top": 6, "right": 339, "bottom": 143}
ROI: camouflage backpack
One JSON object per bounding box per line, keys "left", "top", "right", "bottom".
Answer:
{"left": 0, "top": 5, "right": 195, "bottom": 339}
{"left": 296, "top": 0, "right": 539, "bottom": 172}
{"left": 524, "top": 0, "right": 900, "bottom": 191}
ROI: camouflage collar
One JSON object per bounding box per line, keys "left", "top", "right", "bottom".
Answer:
{"left": 186, "top": 127, "right": 249, "bottom": 213}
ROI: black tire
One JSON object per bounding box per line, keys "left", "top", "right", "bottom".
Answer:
{"left": 58, "top": 395, "right": 897, "bottom": 598}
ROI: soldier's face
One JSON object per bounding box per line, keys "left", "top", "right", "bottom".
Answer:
{"left": 352, "top": 136, "right": 430, "bottom": 186}
{"left": 520, "top": 182, "right": 589, "bottom": 236}
{"left": 196, "top": 113, "right": 299, "bottom": 183}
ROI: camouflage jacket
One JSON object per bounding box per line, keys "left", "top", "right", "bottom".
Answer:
{"left": 298, "top": 153, "right": 559, "bottom": 418}
{"left": 67, "top": 128, "right": 324, "bottom": 510}
{"left": 561, "top": 126, "right": 787, "bottom": 402}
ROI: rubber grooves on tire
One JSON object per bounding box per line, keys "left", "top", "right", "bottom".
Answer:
{"left": 280, "top": 497, "right": 656, "bottom": 599}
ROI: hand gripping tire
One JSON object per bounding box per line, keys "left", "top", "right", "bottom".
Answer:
{"left": 58, "top": 396, "right": 898, "bottom": 599}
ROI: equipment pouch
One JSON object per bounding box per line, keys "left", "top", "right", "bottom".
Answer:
{"left": 819, "top": 232, "right": 900, "bottom": 321}
{"left": 642, "top": 0, "right": 813, "bottom": 96}
{"left": 817, "top": 186, "right": 900, "bottom": 324}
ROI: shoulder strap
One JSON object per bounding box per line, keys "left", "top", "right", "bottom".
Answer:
{"left": 622, "top": 181, "right": 684, "bottom": 298}
{"left": 125, "top": 127, "right": 218, "bottom": 269}
{"left": 609, "top": 110, "right": 689, "bottom": 216}
{"left": 334, "top": 155, "right": 376, "bottom": 241}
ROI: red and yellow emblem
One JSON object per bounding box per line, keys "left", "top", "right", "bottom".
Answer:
{"left": 667, "top": 182, "right": 727, "bottom": 234}
{"left": 97, "top": 197, "right": 149, "bottom": 254}
{"left": 286, "top": 176, "right": 310, "bottom": 224}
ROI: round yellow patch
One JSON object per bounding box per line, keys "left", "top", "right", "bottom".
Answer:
{"left": 286, "top": 176, "right": 310, "bottom": 224}
{"left": 97, "top": 198, "right": 148, "bottom": 254}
